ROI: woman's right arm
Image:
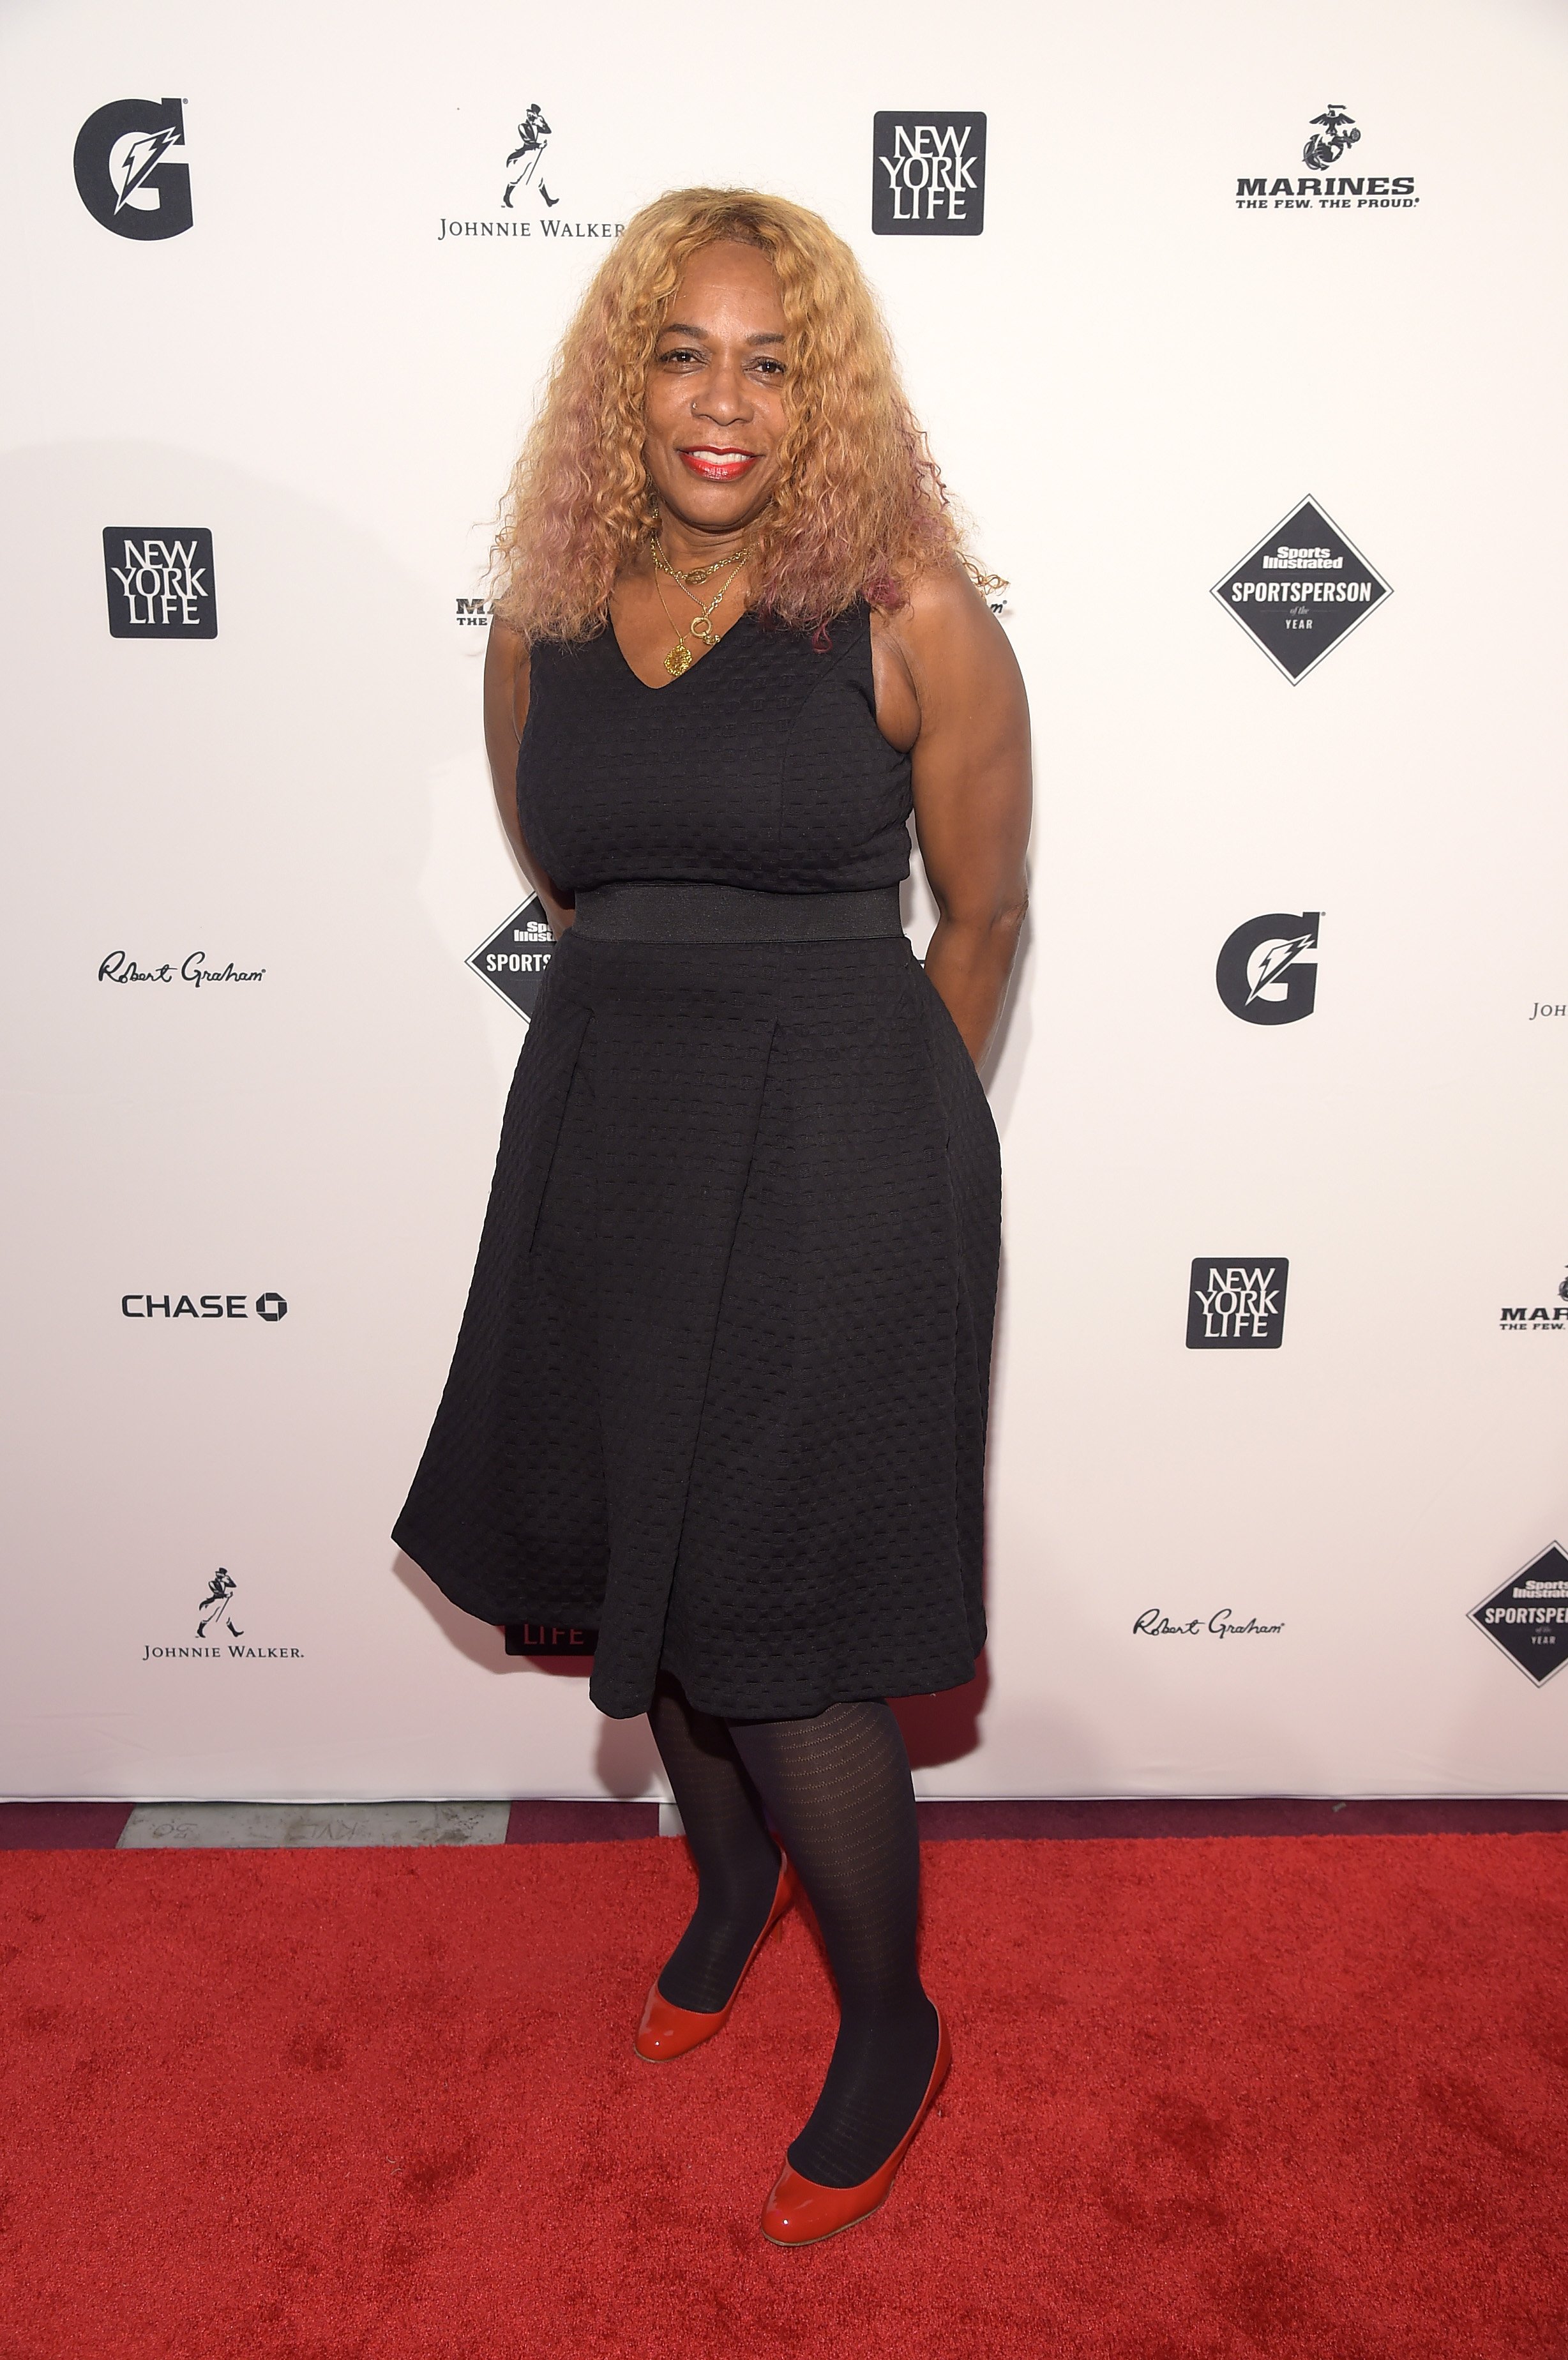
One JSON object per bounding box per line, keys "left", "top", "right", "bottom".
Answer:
{"left": 483, "top": 617, "right": 574, "bottom": 934}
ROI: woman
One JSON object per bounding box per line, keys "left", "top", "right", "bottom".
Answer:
{"left": 395, "top": 188, "right": 1030, "bottom": 2244}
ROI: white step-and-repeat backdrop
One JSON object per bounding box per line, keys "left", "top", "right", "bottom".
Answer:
{"left": 4, "top": 0, "right": 1566, "bottom": 1801}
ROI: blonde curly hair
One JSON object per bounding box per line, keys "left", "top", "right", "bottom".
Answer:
{"left": 489, "top": 186, "right": 976, "bottom": 642}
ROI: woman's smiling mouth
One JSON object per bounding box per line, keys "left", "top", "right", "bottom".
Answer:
{"left": 677, "top": 447, "right": 762, "bottom": 481}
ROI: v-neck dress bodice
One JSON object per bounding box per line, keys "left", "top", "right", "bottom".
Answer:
{"left": 518, "top": 606, "right": 914, "bottom": 893}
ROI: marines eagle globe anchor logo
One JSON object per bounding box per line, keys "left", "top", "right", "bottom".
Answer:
{"left": 1302, "top": 105, "right": 1361, "bottom": 172}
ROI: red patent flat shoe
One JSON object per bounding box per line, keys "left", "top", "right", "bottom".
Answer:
{"left": 760, "top": 2013, "right": 951, "bottom": 2246}
{"left": 633, "top": 1856, "right": 795, "bottom": 2062}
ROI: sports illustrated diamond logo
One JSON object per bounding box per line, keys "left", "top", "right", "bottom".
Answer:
{"left": 1469, "top": 1545, "right": 1568, "bottom": 1686}
{"left": 467, "top": 896, "right": 555, "bottom": 1024}
{"left": 103, "top": 530, "right": 216, "bottom": 638}
{"left": 1186, "top": 1260, "right": 1289, "bottom": 1349}
{"left": 872, "top": 112, "right": 986, "bottom": 236}
{"left": 1498, "top": 1269, "right": 1568, "bottom": 1336}
{"left": 74, "top": 98, "right": 192, "bottom": 239}
{"left": 1214, "top": 498, "right": 1389, "bottom": 683}
{"left": 1216, "top": 912, "right": 1320, "bottom": 1024}
{"left": 1235, "top": 105, "right": 1417, "bottom": 211}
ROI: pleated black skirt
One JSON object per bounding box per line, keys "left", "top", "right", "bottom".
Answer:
{"left": 393, "top": 920, "right": 1000, "bottom": 1720}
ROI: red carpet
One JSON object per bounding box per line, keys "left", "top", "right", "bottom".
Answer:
{"left": 1, "top": 1835, "right": 1562, "bottom": 2359}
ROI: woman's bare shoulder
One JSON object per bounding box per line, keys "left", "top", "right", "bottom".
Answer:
{"left": 881, "top": 561, "right": 1015, "bottom": 696}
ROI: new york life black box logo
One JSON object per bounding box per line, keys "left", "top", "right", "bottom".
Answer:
{"left": 1212, "top": 497, "right": 1388, "bottom": 682}
{"left": 1187, "top": 1259, "right": 1289, "bottom": 1349}
{"left": 872, "top": 113, "right": 986, "bottom": 236}
{"left": 103, "top": 529, "right": 217, "bottom": 638}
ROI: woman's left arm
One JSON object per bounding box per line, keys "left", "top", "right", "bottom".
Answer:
{"left": 889, "top": 564, "right": 1032, "bottom": 1066}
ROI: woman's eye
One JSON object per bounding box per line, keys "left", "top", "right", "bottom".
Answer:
{"left": 660, "top": 347, "right": 701, "bottom": 365}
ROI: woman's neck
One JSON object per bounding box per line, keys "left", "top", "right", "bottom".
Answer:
{"left": 649, "top": 512, "right": 759, "bottom": 573}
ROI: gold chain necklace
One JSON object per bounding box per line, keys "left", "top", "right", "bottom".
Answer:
{"left": 649, "top": 531, "right": 753, "bottom": 589}
{"left": 649, "top": 544, "right": 751, "bottom": 677}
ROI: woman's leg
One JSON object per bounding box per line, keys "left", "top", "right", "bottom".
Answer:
{"left": 647, "top": 1672, "right": 783, "bottom": 2010}
{"left": 728, "top": 1701, "right": 941, "bottom": 2188}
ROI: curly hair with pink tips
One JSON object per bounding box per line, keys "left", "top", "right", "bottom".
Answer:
{"left": 488, "top": 186, "right": 987, "bottom": 642}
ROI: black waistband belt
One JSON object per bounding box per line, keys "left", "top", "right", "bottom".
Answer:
{"left": 571, "top": 882, "right": 903, "bottom": 944}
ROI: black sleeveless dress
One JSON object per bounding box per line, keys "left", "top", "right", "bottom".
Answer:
{"left": 393, "top": 604, "right": 1000, "bottom": 1721}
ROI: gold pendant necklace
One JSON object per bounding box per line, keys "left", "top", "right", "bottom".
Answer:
{"left": 651, "top": 547, "right": 750, "bottom": 678}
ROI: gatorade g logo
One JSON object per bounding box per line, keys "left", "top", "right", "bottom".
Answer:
{"left": 1216, "top": 911, "right": 1320, "bottom": 1025}
{"left": 74, "top": 98, "right": 192, "bottom": 239}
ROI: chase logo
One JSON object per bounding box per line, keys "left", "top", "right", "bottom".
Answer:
{"left": 73, "top": 98, "right": 192, "bottom": 239}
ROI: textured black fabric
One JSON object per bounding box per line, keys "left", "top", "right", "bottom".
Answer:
{"left": 729, "top": 1700, "right": 940, "bottom": 2188}
{"left": 518, "top": 607, "right": 915, "bottom": 894}
{"left": 393, "top": 602, "right": 1002, "bottom": 1720}
{"left": 646, "top": 1674, "right": 781, "bottom": 2013}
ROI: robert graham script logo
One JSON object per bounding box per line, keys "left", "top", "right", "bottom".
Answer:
{"left": 1468, "top": 1545, "right": 1568, "bottom": 1686}
{"left": 100, "top": 950, "right": 264, "bottom": 987}
{"left": 1214, "top": 498, "right": 1389, "bottom": 683}
{"left": 1235, "top": 104, "right": 1417, "bottom": 211}
{"left": 1134, "top": 1608, "right": 1285, "bottom": 1640}
{"left": 437, "top": 102, "right": 624, "bottom": 244}
{"left": 103, "top": 529, "right": 216, "bottom": 638}
{"left": 143, "top": 1566, "right": 305, "bottom": 1664}
{"left": 1216, "top": 912, "right": 1320, "bottom": 1024}
{"left": 467, "top": 896, "right": 555, "bottom": 1024}
{"left": 872, "top": 112, "right": 986, "bottom": 236}
{"left": 1186, "top": 1260, "right": 1289, "bottom": 1349}
{"left": 73, "top": 97, "right": 192, "bottom": 238}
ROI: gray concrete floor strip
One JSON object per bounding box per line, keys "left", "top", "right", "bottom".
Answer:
{"left": 117, "top": 1801, "right": 511, "bottom": 1849}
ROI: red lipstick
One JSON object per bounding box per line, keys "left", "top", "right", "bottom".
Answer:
{"left": 678, "top": 448, "right": 760, "bottom": 482}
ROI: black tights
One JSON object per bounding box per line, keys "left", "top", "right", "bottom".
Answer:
{"left": 647, "top": 1674, "right": 940, "bottom": 2188}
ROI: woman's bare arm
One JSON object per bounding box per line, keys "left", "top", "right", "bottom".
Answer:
{"left": 880, "top": 568, "right": 1031, "bottom": 1064}
{"left": 482, "top": 617, "right": 574, "bottom": 934}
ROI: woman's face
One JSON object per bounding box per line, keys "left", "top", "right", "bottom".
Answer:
{"left": 642, "top": 241, "right": 790, "bottom": 540}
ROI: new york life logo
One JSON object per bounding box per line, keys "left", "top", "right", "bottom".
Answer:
{"left": 103, "top": 529, "right": 216, "bottom": 638}
{"left": 1216, "top": 912, "right": 1319, "bottom": 1025}
{"left": 1214, "top": 497, "right": 1389, "bottom": 683}
{"left": 1187, "top": 1260, "right": 1289, "bottom": 1349}
{"left": 872, "top": 113, "right": 986, "bottom": 236}
{"left": 74, "top": 98, "right": 192, "bottom": 239}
